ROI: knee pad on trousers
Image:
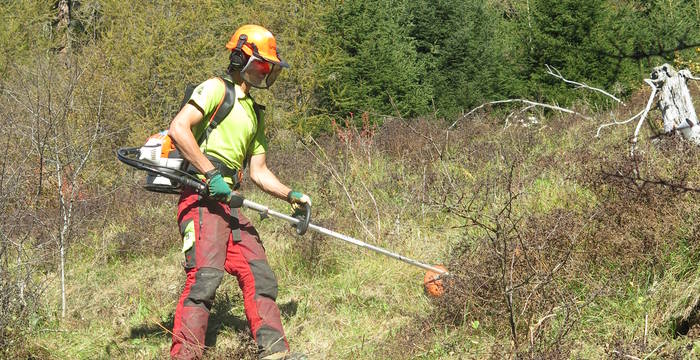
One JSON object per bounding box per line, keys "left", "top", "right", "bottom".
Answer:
{"left": 184, "top": 267, "right": 224, "bottom": 310}
{"left": 249, "top": 260, "right": 278, "bottom": 300}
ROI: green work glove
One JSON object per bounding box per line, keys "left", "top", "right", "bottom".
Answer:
{"left": 205, "top": 170, "right": 231, "bottom": 202}
{"left": 287, "top": 190, "right": 312, "bottom": 212}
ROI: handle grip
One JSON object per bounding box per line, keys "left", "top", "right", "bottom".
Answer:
{"left": 184, "top": 177, "right": 208, "bottom": 195}
{"left": 293, "top": 203, "right": 311, "bottom": 235}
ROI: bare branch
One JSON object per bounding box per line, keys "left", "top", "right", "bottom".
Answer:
{"left": 359, "top": 180, "right": 381, "bottom": 241}
{"left": 545, "top": 64, "right": 624, "bottom": 104}
{"left": 630, "top": 79, "right": 660, "bottom": 156}
{"left": 449, "top": 99, "right": 591, "bottom": 130}
{"left": 679, "top": 69, "right": 700, "bottom": 81}
{"left": 303, "top": 137, "right": 377, "bottom": 241}
{"left": 596, "top": 109, "right": 645, "bottom": 137}
{"left": 642, "top": 342, "right": 666, "bottom": 360}
{"left": 529, "top": 310, "right": 558, "bottom": 347}
{"left": 382, "top": 95, "right": 444, "bottom": 159}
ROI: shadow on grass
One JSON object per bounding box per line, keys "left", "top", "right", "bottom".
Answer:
{"left": 127, "top": 293, "right": 298, "bottom": 348}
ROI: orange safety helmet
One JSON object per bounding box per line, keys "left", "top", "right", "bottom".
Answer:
{"left": 226, "top": 25, "right": 288, "bottom": 68}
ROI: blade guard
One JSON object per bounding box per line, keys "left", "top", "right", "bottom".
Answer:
{"left": 292, "top": 203, "right": 311, "bottom": 235}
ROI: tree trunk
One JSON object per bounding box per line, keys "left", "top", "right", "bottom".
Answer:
{"left": 651, "top": 63, "right": 700, "bottom": 144}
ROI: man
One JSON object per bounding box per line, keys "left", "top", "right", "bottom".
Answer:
{"left": 167, "top": 24, "right": 310, "bottom": 360}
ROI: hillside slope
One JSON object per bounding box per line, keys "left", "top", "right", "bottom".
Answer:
{"left": 20, "top": 85, "right": 700, "bottom": 358}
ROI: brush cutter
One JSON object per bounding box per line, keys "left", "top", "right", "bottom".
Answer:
{"left": 117, "top": 146, "right": 450, "bottom": 297}
{"left": 236, "top": 195, "right": 451, "bottom": 296}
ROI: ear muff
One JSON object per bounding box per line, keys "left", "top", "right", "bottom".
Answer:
{"left": 228, "top": 34, "right": 248, "bottom": 72}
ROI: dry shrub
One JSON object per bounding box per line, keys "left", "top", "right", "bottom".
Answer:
{"left": 106, "top": 189, "right": 180, "bottom": 260}
{"left": 604, "top": 336, "right": 692, "bottom": 360}
{"left": 418, "top": 110, "right": 700, "bottom": 356}
{"left": 383, "top": 202, "right": 582, "bottom": 359}
{"left": 269, "top": 104, "right": 700, "bottom": 358}
{"left": 580, "top": 137, "right": 700, "bottom": 274}
{"left": 375, "top": 117, "right": 497, "bottom": 168}
{"left": 433, "top": 178, "right": 586, "bottom": 355}
{"left": 374, "top": 118, "right": 447, "bottom": 165}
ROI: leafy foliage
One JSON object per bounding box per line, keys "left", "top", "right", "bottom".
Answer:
{"left": 318, "top": 0, "right": 430, "bottom": 120}
{"left": 523, "top": 0, "right": 700, "bottom": 105}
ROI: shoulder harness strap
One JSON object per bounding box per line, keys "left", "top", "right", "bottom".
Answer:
{"left": 196, "top": 77, "right": 236, "bottom": 145}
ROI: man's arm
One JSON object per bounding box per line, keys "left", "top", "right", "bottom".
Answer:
{"left": 248, "top": 152, "right": 292, "bottom": 201}
{"left": 168, "top": 103, "right": 216, "bottom": 174}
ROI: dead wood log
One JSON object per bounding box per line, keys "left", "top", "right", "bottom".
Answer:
{"left": 651, "top": 64, "right": 700, "bottom": 144}
{"left": 597, "top": 63, "right": 700, "bottom": 155}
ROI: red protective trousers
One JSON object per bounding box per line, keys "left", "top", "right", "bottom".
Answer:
{"left": 170, "top": 189, "right": 288, "bottom": 359}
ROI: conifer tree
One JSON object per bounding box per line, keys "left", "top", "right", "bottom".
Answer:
{"left": 319, "top": 0, "right": 430, "bottom": 119}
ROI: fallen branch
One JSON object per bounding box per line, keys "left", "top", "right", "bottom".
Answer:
{"left": 449, "top": 99, "right": 591, "bottom": 130}
{"left": 630, "top": 79, "right": 660, "bottom": 156}
{"left": 545, "top": 64, "right": 624, "bottom": 104}
{"left": 596, "top": 109, "right": 645, "bottom": 137}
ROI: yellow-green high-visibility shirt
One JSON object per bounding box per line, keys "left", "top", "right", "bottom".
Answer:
{"left": 188, "top": 76, "right": 267, "bottom": 184}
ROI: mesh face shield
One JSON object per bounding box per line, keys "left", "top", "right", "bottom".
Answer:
{"left": 240, "top": 55, "right": 283, "bottom": 89}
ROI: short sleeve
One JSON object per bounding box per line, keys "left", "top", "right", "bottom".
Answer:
{"left": 188, "top": 78, "right": 225, "bottom": 119}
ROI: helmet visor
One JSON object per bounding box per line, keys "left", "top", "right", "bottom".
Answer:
{"left": 240, "top": 55, "right": 282, "bottom": 89}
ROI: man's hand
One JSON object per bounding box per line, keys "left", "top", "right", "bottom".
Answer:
{"left": 287, "top": 190, "right": 312, "bottom": 211}
{"left": 206, "top": 170, "right": 231, "bottom": 202}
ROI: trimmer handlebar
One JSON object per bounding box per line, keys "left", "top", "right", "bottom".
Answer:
{"left": 117, "top": 147, "right": 309, "bottom": 235}
{"left": 293, "top": 203, "right": 311, "bottom": 235}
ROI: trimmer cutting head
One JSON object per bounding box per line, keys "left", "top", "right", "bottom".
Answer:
{"left": 423, "top": 265, "right": 448, "bottom": 298}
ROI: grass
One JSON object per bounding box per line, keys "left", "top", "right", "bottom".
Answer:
{"left": 18, "top": 88, "right": 700, "bottom": 359}
{"left": 29, "top": 154, "right": 452, "bottom": 359}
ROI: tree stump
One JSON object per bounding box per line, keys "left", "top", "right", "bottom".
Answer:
{"left": 651, "top": 63, "right": 700, "bottom": 144}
